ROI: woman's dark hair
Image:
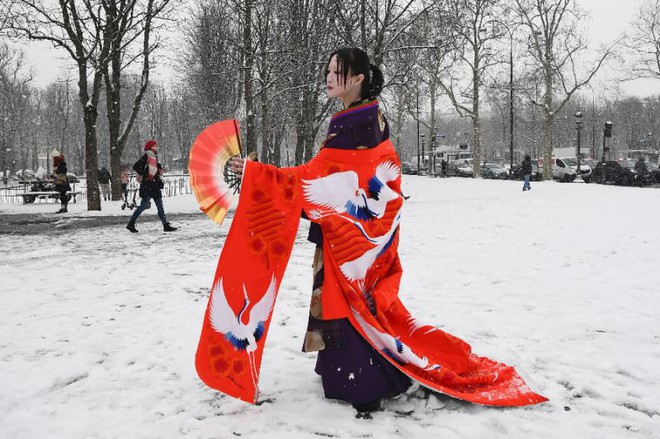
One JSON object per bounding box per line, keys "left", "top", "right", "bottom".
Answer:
{"left": 326, "top": 47, "right": 384, "bottom": 99}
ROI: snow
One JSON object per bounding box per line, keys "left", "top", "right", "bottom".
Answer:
{"left": 1, "top": 177, "right": 659, "bottom": 438}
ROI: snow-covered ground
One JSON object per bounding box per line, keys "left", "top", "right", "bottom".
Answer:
{"left": 1, "top": 177, "right": 659, "bottom": 438}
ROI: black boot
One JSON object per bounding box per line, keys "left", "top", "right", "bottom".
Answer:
{"left": 56, "top": 206, "right": 68, "bottom": 213}
{"left": 126, "top": 222, "right": 138, "bottom": 233}
{"left": 353, "top": 399, "right": 381, "bottom": 418}
{"left": 163, "top": 223, "right": 177, "bottom": 232}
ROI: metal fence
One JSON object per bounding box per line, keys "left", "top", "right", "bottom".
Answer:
{"left": 0, "top": 175, "right": 191, "bottom": 204}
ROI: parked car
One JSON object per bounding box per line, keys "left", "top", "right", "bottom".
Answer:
{"left": 481, "top": 163, "right": 509, "bottom": 179}
{"left": 444, "top": 161, "right": 459, "bottom": 177}
{"left": 455, "top": 159, "right": 473, "bottom": 177}
{"left": 620, "top": 159, "right": 658, "bottom": 186}
{"left": 552, "top": 157, "right": 577, "bottom": 182}
{"left": 591, "top": 161, "right": 634, "bottom": 186}
{"left": 559, "top": 157, "right": 593, "bottom": 182}
{"left": 583, "top": 158, "right": 599, "bottom": 168}
{"left": 647, "top": 161, "right": 660, "bottom": 184}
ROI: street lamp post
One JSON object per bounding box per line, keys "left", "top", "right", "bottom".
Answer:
{"left": 509, "top": 31, "right": 515, "bottom": 173}
{"left": 421, "top": 133, "right": 426, "bottom": 175}
{"left": 575, "top": 110, "right": 583, "bottom": 180}
{"left": 416, "top": 93, "right": 421, "bottom": 174}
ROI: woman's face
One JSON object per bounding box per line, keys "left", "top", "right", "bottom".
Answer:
{"left": 326, "top": 55, "right": 361, "bottom": 101}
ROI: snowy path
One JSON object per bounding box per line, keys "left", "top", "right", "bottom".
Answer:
{"left": 1, "top": 177, "right": 658, "bottom": 438}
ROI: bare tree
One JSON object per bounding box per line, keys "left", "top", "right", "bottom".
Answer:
{"left": 102, "top": 0, "right": 173, "bottom": 200}
{"left": 41, "top": 78, "right": 75, "bottom": 159}
{"left": 167, "top": 84, "right": 197, "bottom": 169}
{"left": 514, "top": 0, "right": 616, "bottom": 179}
{"left": 182, "top": 0, "right": 243, "bottom": 124}
{"left": 432, "top": 0, "right": 503, "bottom": 178}
{"left": 627, "top": 0, "right": 660, "bottom": 80}
{"left": 327, "top": 0, "right": 430, "bottom": 65}
{"left": 8, "top": 0, "right": 114, "bottom": 210}
{"left": 0, "top": 42, "right": 33, "bottom": 178}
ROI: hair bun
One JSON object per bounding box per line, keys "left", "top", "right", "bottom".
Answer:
{"left": 367, "top": 63, "right": 384, "bottom": 99}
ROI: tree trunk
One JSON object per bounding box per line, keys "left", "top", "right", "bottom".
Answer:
{"left": 472, "top": 73, "right": 481, "bottom": 178}
{"left": 429, "top": 85, "right": 437, "bottom": 175}
{"left": 260, "top": 88, "right": 269, "bottom": 164}
{"left": 83, "top": 105, "right": 101, "bottom": 210}
{"left": 542, "top": 113, "right": 554, "bottom": 180}
{"left": 542, "top": 73, "right": 554, "bottom": 180}
{"left": 243, "top": 0, "right": 256, "bottom": 156}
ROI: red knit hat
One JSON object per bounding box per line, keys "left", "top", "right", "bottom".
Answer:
{"left": 144, "top": 140, "right": 158, "bottom": 151}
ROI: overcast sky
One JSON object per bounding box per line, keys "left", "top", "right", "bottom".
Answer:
{"left": 18, "top": 0, "right": 660, "bottom": 98}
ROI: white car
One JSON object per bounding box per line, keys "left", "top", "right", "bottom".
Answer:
{"left": 558, "top": 157, "right": 592, "bottom": 183}
{"left": 455, "top": 159, "right": 473, "bottom": 177}
{"left": 551, "top": 157, "right": 577, "bottom": 182}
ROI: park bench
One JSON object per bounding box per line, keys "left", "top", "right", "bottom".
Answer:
{"left": 15, "top": 191, "right": 83, "bottom": 204}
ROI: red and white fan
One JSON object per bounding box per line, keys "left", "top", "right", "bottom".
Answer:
{"left": 188, "top": 119, "right": 242, "bottom": 225}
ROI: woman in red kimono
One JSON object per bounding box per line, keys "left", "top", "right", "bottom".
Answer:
{"left": 299, "top": 48, "right": 412, "bottom": 414}
{"left": 230, "top": 48, "right": 413, "bottom": 413}
{"left": 219, "top": 48, "right": 546, "bottom": 415}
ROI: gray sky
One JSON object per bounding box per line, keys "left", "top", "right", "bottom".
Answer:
{"left": 19, "top": 0, "right": 660, "bottom": 97}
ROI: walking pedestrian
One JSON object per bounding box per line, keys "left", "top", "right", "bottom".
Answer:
{"left": 522, "top": 154, "right": 532, "bottom": 191}
{"left": 634, "top": 156, "right": 648, "bottom": 186}
{"left": 120, "top": 164, "right": 130, "bottom": 202}
{"left": 126, "top": 140, "right": 177, "bottom": 233}
{"left": 98, "top": 166, "right": 112, "bottom": 200}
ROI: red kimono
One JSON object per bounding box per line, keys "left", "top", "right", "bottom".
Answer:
{"left": 194, "top": 133, "right": 547, "bottom": 407}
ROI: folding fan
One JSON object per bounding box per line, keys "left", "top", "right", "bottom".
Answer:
{"left": 188, "top": 119, "right": 243, "bottom": 224}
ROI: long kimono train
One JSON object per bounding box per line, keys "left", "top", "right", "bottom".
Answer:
{"left": 194, "top": 110, "right": 547, "bottom": 406}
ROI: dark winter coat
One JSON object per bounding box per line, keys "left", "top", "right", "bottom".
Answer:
{"left": 634, "top": 159, "right": 648, "bottom": 177}
{"left": 98, "top": 167, "right": 112, "bottom": 184}
{"left": 54, "top": 160, "right": 71, "bottom": 192}
{"left": 521, "top": 157, "right": 532, "bottom": 175}
{"left": 133, "top": 153, "right": 164, "bottom": 199}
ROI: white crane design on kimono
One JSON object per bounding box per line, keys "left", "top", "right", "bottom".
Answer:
{"left": 353, "top": 312, "right": 441, "bottom": 372}
{"left": 209, "top": 275, "right": 278, "bottom": 389}
{"left": 303, "top": 161, "right": 400, "bottom": 221}
{"left": 339, "top": 209, "right": 402, "bottom": 282}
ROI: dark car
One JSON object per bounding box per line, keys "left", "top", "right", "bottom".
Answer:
{"left": 445, "top": 161, "right": 460, "bottom": 177}
{"left": 622, "top": 159, "right": 656, "bottom": 186}
{"left": 647, "top": 161, "right": 660, "bottom": 184}
{"left": 481, "top": 163, "right": 509, "bottom": 180}
{"left": 591, "top": 161, "right": 634, "bottom": 186}
{"left": 400, "top": 162, "right": 418, "bottom": 175}
{"left": 511, "top": 161, "right": 542, "bottom": 181}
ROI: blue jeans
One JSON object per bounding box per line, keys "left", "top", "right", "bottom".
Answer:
{"left": 523, "top": 174, "right": 531, "bottom": 191}
{"left": 129, "top": 196, "right": 168, "bottom": 224}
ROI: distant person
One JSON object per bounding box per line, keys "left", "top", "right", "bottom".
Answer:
{"left": 521, "top": 154, "right": 532, "bottom": 191}
{"left": 51, "top": 150, "right": 71, "bottom": 213}
{"left": 441, "top": 159, "right": 447, "bottom": 177}
{"left": 120, "top": 164, "right": 130, "bottom": 201}
{"left": 634, "top": 156, "right": 648, "bottom": 186}
{"left": 98, "top": 166, "right": 112, "bottom": 201}
{"left": 126, "top": 140, "right": 177, "bottom": 233}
